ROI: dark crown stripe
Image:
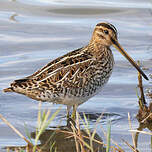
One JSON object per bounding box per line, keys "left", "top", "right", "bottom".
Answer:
{"left": 96, "top": 23, "right": 117, "bottom": 35}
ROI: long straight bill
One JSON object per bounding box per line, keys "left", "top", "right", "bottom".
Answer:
{"left": 111, "top": 38, "right": 149, "bottom": 80}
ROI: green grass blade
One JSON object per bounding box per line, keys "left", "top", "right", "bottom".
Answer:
{"left": 24, "top": 123, "right": 33, "bottom": 144}
{"left": 106, "top": 120, "right": 111, "bottom": 152}
{"left": 33, "top": 107, "right": 61, "bottom": 152}
{"left": 49, "top": 141, "right": 56, "bottom": 152}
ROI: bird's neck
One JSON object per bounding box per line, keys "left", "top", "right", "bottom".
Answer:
{"left": 88, "top": 41, "right": 111, "bottom": 58}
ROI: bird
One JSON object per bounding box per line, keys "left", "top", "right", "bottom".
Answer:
{"left": 3, "top": 22, "right": 148, "bottom": 120}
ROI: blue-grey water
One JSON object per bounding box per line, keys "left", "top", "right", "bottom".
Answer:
{"left": 0, "top": 0, "right": 152, "bottom": 151}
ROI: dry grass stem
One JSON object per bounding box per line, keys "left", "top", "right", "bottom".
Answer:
{"left": 137, "top": 61, "right": 146, "bottom": 106}
{"left": 128, "top": 113, "right": 137, "bottom": 151}
{"left": 0, "top": 114, "right": 34, "bottom": 148}
{"left": 122, "top": 139, "right": 139, "bottom": 152}
{"left": 100, "top": 125, "right": 124, "bottom": 152}
{"left": 141, "top": 112, "right": 152, "bottom": 123}
{"left": 130, "top": 130, "right": 152, "bottom": 136}
{"left": 61, "top": 121, "right": 122, "bottom": 152}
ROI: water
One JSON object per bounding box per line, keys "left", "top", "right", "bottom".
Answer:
{"left": 0, "top": 0, "right": 152, "bottom": 151}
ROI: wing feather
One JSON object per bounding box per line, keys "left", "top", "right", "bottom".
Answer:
{"left": 9, "top": 46, "right": 97, "bottom": 92}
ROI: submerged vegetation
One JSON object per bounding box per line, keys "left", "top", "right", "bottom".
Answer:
{"left": 0, "top": 64, "right": 152, "bottom": 152}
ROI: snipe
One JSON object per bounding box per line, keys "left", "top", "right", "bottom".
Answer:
{"left": 3, "top": 22, "right": 148, "bottom": 119}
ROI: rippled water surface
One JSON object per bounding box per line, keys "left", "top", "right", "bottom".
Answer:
{"left": 0, "top": 0, "right": 152, "bottom": 151}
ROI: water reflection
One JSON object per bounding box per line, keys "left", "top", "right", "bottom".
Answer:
{"left": 5, "top": 125, "right": 105, "bottom": 152}
{"left": 79, "top": 112, "right": 122, "bottom": 123}
{"left": 32, "top": 127, "right": 104, "bottom": 152}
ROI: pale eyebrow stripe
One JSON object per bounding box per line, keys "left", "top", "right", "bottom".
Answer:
{"left": 96, "top": 23, "right": 117, "bottom": 35}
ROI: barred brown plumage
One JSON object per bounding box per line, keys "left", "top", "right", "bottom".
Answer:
{"left": 3, "top": 22, "right": 148, "bottom": 119}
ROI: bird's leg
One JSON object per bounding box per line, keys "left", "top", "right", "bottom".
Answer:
{"left": 66, "top": 105, "right": 72, "bottom": 120}
{"left": 67, "top": 105, "right": 75, "bottom": 127}
{"left": 71, "top": 104, "right": 77, "bottom": 121}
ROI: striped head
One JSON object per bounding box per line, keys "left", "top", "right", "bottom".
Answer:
{"left": 90, "top": 22, "right": 149, "bottom": 81}
{"left": 91, "top": 22, "right": 118, "bottom": 46}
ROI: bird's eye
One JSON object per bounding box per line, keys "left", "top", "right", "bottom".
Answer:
{"left": 104, "top": 30, "right": 109, "bottom": 35}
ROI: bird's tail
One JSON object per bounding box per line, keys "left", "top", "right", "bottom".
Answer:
{"left": 3, "top": 78, "right": 29, "bottom": 93}
{"left": 3, "top": 87, "right": 14, "bottom": 92}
